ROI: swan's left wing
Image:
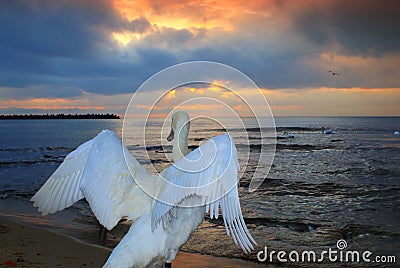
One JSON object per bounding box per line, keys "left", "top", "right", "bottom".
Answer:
{"left": 31, "top": 130, "right": 153, "bottom": 230}
{"left": 151, "top": 134, "right": 256, "bottom": 253}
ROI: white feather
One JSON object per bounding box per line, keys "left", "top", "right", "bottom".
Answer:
{"left": 152, "top": 134, "right": 256, "bottom": 253}
{"left": 31, "top": 130, "right": 151, "bottom": 230}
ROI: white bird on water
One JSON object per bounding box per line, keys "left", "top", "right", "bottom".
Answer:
{"left": 283, "top": 132, "right": 294, "bottom": 139}
{"left": 31, "top": 110, "right": 255, "bottom": 268}
{"left": 322, "top": 127, "right": 333, "bottom": 135}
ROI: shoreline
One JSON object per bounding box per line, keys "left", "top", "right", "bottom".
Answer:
{"left": 0, "top": 216, "right": 110, "bottom": 267}
{"left": 0, "top": 215, "right": 265, "bottom": 267}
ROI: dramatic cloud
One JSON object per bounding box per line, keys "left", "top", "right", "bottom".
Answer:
{"left": 0, "top": 0, "right": 159, "bottom": 95}
{"left": 0, "top": 0, "right": 399, "bottom": 115}
{"left": 288, "top": 0, "right": 400, "bottom": 55}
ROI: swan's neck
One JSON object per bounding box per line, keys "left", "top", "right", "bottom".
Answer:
{"left": 172, "top": 123, "right": 189, "bottom": 161}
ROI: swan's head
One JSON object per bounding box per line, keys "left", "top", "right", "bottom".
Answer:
{"left": 167, "top": 110, "right": 190, "bottom": 141}
{"left": 167, "top": 110, "right": 190, "bottom": 161}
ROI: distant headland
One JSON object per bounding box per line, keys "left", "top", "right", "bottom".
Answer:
{"left": 0, "top": 113, "right": 120, "bottom": 120}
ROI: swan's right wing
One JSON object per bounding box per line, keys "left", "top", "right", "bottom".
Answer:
{"left": 152, "top": 134, "right": 256, "bottom": 253}
{"left": 31, "top": 130, "right": 153, "bottom": 230}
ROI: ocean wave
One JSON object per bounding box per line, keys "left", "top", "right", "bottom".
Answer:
{"left": 0, "top": 152, "right": 65, "bottom": 167}
{"left": 243, "top": 143, "right": 334, "bottom": 151}
{"left": 0, "top": 146, "right": 71, "bottom": 153}
{"left": 206, "top": 216, "right": 321, "bottom": 232}
{"left": 277, "top": 143, "right": 334, "bottom": 150}
{"left": 0, "top": 157, "right": 64, "bottom": 167}
{"left": 150, "top": 158, "right": 170, "bottom": 164}
{"left": 197, "top": 126, "right": 327, "bottom": 133}
{"left": 277, "top": 126, "right": 323, "bottom": 132}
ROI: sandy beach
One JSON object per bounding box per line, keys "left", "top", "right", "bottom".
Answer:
{"left": 0, "top": 216, "right": 264, "bottom": 268}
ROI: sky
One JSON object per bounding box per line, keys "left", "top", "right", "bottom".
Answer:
{"left": 0, "top": 0, "right": 399, "bottom": 116}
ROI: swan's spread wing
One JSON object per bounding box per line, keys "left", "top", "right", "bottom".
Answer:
{"left": 31, "top": 137, "right": 94, "bottom": 215}
{"left": 31, "top": 130, "right": 152, "bottom": 230}
{"left": 152, "top": 134, "right": 256, "bottom": 253}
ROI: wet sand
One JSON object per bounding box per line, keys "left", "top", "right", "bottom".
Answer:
{"left": 0, "top": 216, "right": 263, "bottom": 267}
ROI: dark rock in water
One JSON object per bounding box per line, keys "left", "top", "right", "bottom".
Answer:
{"left": 330, "top": 139, "right": 343, "bottom": 142}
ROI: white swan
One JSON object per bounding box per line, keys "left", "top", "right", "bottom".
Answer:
{"left": 283, "top": 132, "right": 294, "bottom": 139}
{"left": 31, "top": 110, "right": 255, "bottom": 267}
{"left": 394, "top": 131, "right": 399, "bottom": 135}
{"left": 322, "top": 127, "right": 333, "bottom": 135}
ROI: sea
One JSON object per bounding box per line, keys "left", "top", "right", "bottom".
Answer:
{"left": 0, "top": 117, "right": 399, "bottom": 267}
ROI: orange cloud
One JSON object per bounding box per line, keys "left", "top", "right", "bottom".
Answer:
{"left": 11, "top": 86, "right": 396, "bottom": 118}
{"left": 270, "top": 105, "right": 303, "bottom": 111}
{"left": 117, "top": 86, "right": 400, "bottom": 117}
{"left": 1, "top": 98, "right": 106, "bottom": 110}
{"left": 113, "top": 0, "right": 231, "bottom": 30}
{"left": 261, "top": 87, "right": 400, "bottom": 116}
{"left": 174, "top": 103, "right": 224, "bottom": 111}
{"left": 112, "top": 0, "right": 275, "bottom": 34}
{"left": 167, "top": 89, "right": 176, "bottom": 99}
{"left": 0, "top": 92, "right": 131, "bottom": 113}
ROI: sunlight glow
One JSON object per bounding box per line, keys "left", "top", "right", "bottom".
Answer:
{"left": 112, "top": 31, "right": 145, "bottom": 46}
{"left": 112, "top": 32, "right": 132, "bottom": 46}
{"left": 167, "top": 89, "right": 176, "bottom": 99}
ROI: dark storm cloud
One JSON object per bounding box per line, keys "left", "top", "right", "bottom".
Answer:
{"left": 0, "top": 0, "right": 158, "bottom": 97}
{"left": 2, "top": 0, "right": 109, "bottom": 58}
{"left": 290, "top": 0, "right": 400, "bottom": 55}
{"left": 0, "top": 0, "right": 151, "bottom": 56}
{"left": 127, "top": 17, "right": 152, "bottom": 33}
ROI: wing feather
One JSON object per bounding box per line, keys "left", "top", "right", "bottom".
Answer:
{"left": 31, "top": 138, "right": 94, "bottom": 215}
{"left": 31, "top": 130, "right": 152, "bottom": 230}
{"left": 151, "top": 134, "right": 256, "bottom": 253}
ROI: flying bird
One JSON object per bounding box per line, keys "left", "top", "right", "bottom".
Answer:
{"left": 329, "top": 70, "right": 340, "bottom": 76}
{"left": 31, "top": 110, "right": 255, "bottom": 268}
